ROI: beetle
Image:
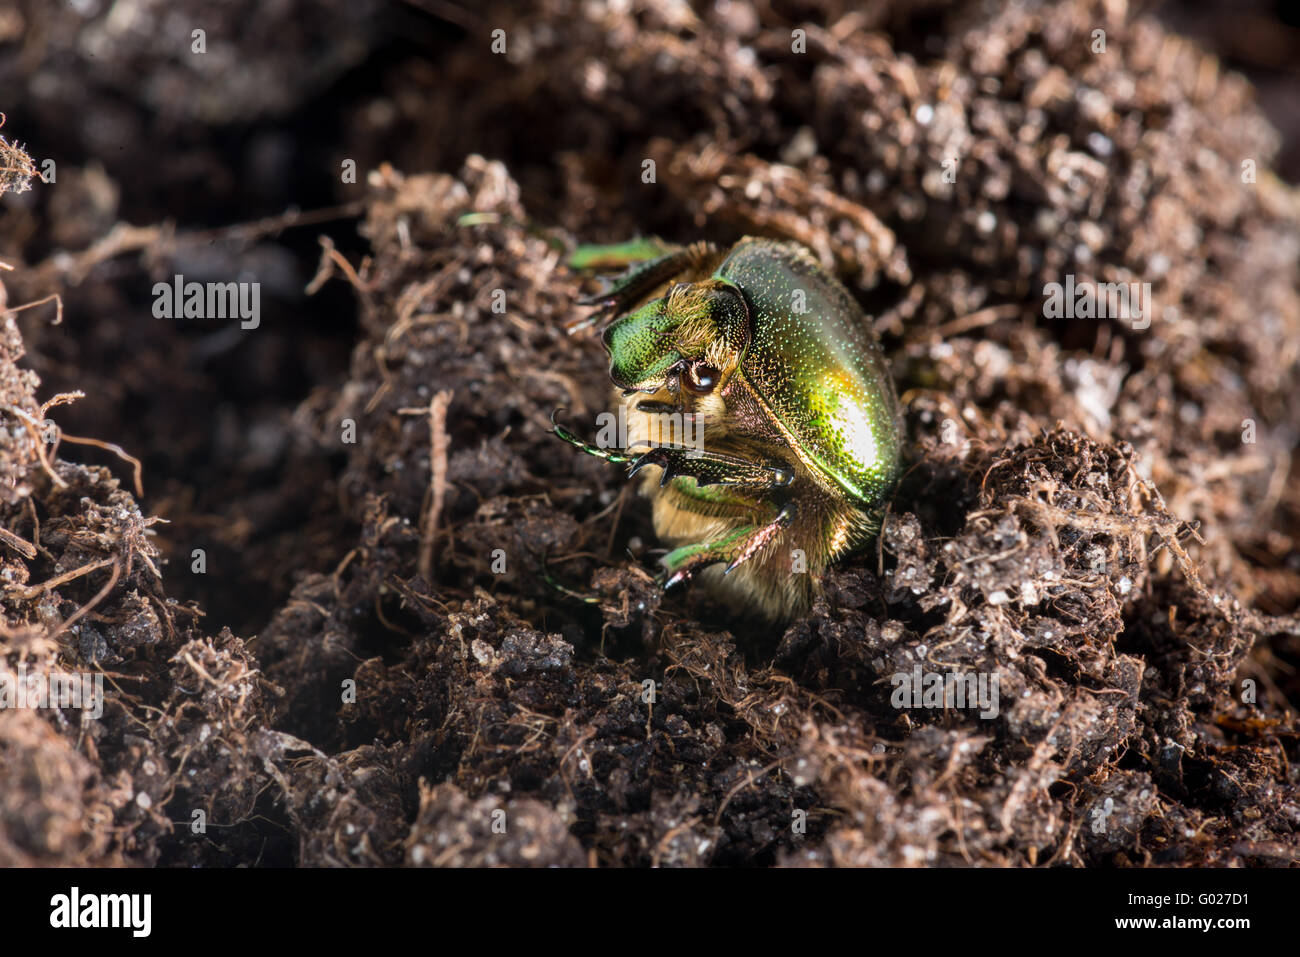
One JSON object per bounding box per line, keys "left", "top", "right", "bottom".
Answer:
{"left": 554, "top": 236, "right": 903, "bottom": 621}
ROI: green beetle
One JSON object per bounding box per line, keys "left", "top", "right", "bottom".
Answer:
{"left": 554, "top": 237, "right": 903, "bottom": 621}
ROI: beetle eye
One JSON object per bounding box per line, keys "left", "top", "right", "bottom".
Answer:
{"left": 683, "top": 364, "right": 719, "bottom": 395}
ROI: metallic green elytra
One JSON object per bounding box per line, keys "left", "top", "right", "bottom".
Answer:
{"left": 555, "top": 237, "right": 903, "bottom": 621}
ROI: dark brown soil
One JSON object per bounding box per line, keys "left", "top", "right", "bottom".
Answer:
{"left": 1, "top": 0, "right": 1298, "bottom": 867}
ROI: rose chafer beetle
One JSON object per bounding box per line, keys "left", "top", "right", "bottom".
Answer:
{"left": 554, "top": 237, "right": 903, "bottom": 621}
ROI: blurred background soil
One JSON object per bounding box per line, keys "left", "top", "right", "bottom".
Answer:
{"left": 0, "top": 0, "right": 1298, "bottom": 866}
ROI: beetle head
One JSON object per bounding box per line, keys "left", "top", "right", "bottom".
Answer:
{"left": 601, "top": 279, "right": 750, "bottom": 396}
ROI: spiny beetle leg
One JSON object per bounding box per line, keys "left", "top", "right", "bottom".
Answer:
{"left": 660, "top": 502, "right": 797, "bottom": 590}
{"left": 661, "top": 525, "right": 755, "bottom": 591}
{"left": 724, "top": 501, "right": 797, "bottom": 575}
{"left": 627, "top": 444, "right": 795, "bottom": 493}
{"left": 575, "top": 248, "right": 690, "bottom": 314}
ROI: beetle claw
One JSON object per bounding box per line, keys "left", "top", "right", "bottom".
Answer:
{"left": 627, "top": 449, "right": 666, "bottom": 479}
{"left": 662, "top": 568, "right": 692, "bottom": 591}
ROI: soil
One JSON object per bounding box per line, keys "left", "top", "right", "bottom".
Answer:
{"left": 1, "top": 0, "right": 1298, "bottom": 867}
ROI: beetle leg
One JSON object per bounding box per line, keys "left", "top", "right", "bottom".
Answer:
{"left": 627, "top": 445, "right": 795, "bottom": 493}
{"left": 566, "top": 241, "right": 720, "bottom": 332}
{"left": 550, "top": 410, "right": 638, "bottom": 464}
{"left": 568, "top": 238, "right": 677, "bottom": 272}
{"left": 661, "top": 501, "right": 798, "bottom": 590}
{"left": 567, "top": 250, "right": 691, "bottom": 332}
{"left": 551, "top": 411, "right": 793, "bottom": 486}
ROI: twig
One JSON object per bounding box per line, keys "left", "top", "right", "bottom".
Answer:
{"left": 30, "top": 201, "right": 366, "bottom": 287}
{"left": 0, "top": 526, "right": 36, "bottom": 560}
{"left": 8, "top": 291, "right": 63, "bottom": 325}
{"left": 11, "top": 556, "right": 116, "bottom": 599}
{"left": 4, "top": 404, "right": 65, "bottom": 488}
{"left": 56, "top": 431, "right": 145, "bottom": 497}
{"left": 305, "top": 234, "right": 371, "bottom": 296}
{"left": 45, "top": 560, "right": 122, "bottom": 645}
{"left": 713, "top": 758, "right": 785, "bottom": 827}
{"left": 920, "top": 304, "right": 1022, "bottom": 343}
{"left": 417, "top": 391, "right": 453, "bottom": 582}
